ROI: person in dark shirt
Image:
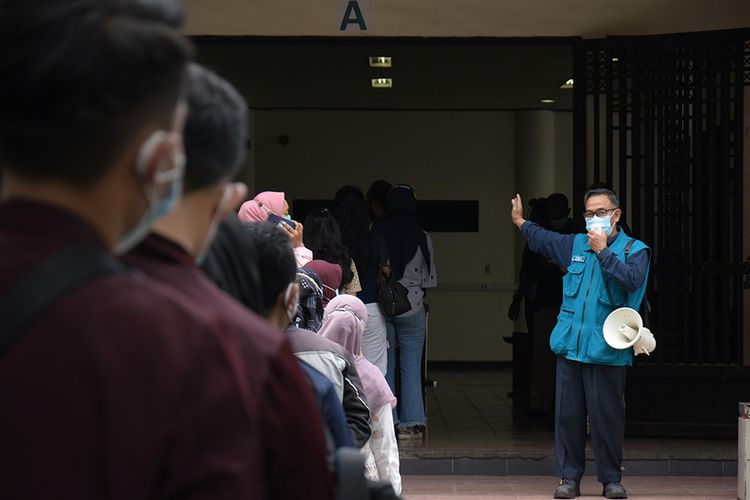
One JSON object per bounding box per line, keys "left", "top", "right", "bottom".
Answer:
{"left": 0, "top": 2, "right": 271, "bottom": 499}
{"left": 123, "top": 64, "right": 333, "bottom": 499}
{"left": 213, "top": 222, "right": 373, "bottom": 449}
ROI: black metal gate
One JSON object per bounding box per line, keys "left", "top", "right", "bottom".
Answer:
{"left": 573, "top": 29, "right": 750, "bottom": 435}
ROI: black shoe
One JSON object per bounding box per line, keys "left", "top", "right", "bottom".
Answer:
{"left": 602, "top": 482, "right": 628, "bottom": 499}
{"left": 553, "top": 478, "right": 580, "bottom": 499}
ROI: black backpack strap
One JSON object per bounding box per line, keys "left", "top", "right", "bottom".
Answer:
{"left": 599, "top": 238, "right": 638, "bottom": 308}
{"left": 624, "top": 238, "right": 636, "bottom": 260}
{"left": 0, "top": 246, "right": 122, "bottom": 355}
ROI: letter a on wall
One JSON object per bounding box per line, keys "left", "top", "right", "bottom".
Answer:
{"left": 338, "top": 0, "right": 369, "bottom": 32}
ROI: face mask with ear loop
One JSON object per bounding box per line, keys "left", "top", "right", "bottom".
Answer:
{"left": 322, "top": 284, "right": 340, "bottom": 297}
{"left": 115, "top": 130, "right": 185, "bottom": 254}
{"left": 283, "top": 281, "right": 299, "bottom": 325}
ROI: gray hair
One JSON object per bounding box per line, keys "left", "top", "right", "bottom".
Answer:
{"left": 584, "top": 188, "right": 619, "bottom": 208}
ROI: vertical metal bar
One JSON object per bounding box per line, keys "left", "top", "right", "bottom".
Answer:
{"left": 643, "top": 47, "right": 658, "bottom": 361}
{"left": 706, "top": 44, "right": 718, "bottom": 364}
{"left": 594, "top": 66, "right": 602, "bottom": 185}
{"left": 692, "top": 42, "right": 706, "bottom": 366}
{"left": 573, "top": 40, "right": 588, "bottom": 218}
{"left": 716, "top": 41, "right": 734, "bottom": 364}
{"left": 606, "top": 50, "right": 614, "bottom": 187}
{"left": 619, "top": 54, "right": 629, "bottom": 219}
{"left": 632, "top": 55, "right": 642, "bottom": 238}
{"left": 735, "top": 39, "right": 746, "bottom": 364}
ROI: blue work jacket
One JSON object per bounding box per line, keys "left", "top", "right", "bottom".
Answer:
{"left": 521, "top": 223, "right": 650, "bottom": 366}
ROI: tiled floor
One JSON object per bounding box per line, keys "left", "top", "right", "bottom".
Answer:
{"left": 401, "top": 475, "right": 738, "bottom": 499}
{"left": 399, "top": 365, "right": 735, "bottom": 462}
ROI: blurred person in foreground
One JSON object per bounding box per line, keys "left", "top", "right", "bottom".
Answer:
{"left": 123, "top": 63, "right": 332, "bottom": 499}
{"left": 0, "top": 1, "right": 278, "bottom": 498}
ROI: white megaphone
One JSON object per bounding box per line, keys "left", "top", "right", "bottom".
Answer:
{"left": 603, "top": 307, "right": 656, "bottom": 356}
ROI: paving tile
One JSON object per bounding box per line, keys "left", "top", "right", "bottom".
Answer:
{"left": 400, "top": 457, "right": 453, "bottom": 475}
{"left": 453, "top": 458, "right": 508, "bottom": 475}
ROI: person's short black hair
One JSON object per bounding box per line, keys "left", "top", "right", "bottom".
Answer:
{"left": 201, "top": 214, "right": 263, "bottom": 314}
{"left": 183, "top": 63, "right": 248, "bottom": 193}
{"left": 0, "top": 0, "right": 192, "bottom": 186}
{"left": 547, "top": 193, "right": 570, "bottom": 210}
{"left": 584, "top": 187, "right": 620, "bottom": 208}
{"left": 334, "top": 185, "right": 365, "bottom": 207}
{"left": 366, "top": 180, "right": 392, "bottom": 206}
{"left": 241, "top": 222, "right": 297, "bottom": 317}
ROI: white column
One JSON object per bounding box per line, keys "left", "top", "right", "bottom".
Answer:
{"left": 514, "top": 110, "right": 556, "bottom": 203}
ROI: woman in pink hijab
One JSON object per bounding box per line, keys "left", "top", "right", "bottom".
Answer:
{"left": 318, "top": 295, "right": 401, "bottom": 494}
{"left": 238, "top": 191, "right": 312, "bottom": 267}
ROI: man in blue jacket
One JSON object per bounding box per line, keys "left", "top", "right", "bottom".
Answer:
{"left": 511, "top": 188, "right": 650, "bottom": 499}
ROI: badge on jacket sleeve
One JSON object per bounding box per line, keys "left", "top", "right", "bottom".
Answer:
{"left": 572, "top": 255, "right": 586, "bottom": 263}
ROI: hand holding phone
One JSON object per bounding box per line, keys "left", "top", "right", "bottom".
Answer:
{"left": 267, "top": 213, "right": 297, "bottom": 230}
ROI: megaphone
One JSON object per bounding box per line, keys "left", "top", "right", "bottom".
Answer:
{"left": 603, "top": 307, "right": 656, "bottom": 356}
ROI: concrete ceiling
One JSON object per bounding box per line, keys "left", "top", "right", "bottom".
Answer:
{"left": 195, "top": 43, "right": 574, "bottom": 110}
{"left": 184, "top": 0, "right": 750, "bottom": 38}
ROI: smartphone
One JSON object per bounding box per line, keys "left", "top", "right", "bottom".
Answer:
{"left": 267, "top": 213, "right": 297, "bottom": 230}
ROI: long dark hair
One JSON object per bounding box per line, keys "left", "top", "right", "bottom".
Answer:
{"left": 303, "top": 208, "right": 354, "bottom": 286}
{"left": 383, "top": 185, "right": 431, "bottom": 280}
{"left": 334, "top": 196, "right": 372, "bottom": 274}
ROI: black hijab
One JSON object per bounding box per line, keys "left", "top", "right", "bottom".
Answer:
{"left": 200, "top": 213, "right": 263, "bottom": 314}
{"left": 382, "top": 185, "right": 431, "bottom": 280}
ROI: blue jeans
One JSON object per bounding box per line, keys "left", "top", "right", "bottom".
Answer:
{"left": 386, "top": 308, "right": 426, "bottom": 427}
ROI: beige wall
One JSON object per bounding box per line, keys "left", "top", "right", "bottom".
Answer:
{"left": 248, "top": 109, "right": 573, "bottom": 360}
{"left": 183, "top": 0, "right": 750, "bottom": 38}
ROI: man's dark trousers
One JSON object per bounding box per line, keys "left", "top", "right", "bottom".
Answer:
{"left": 554, "top": 356, "right": 628, "bottom": 483}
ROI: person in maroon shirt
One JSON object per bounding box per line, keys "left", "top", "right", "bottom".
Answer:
{"left": 0, "top": 2, "right": 309, "bottom": 499}
{"left": 124, "top": 63, "right": 333, "bottom": 499}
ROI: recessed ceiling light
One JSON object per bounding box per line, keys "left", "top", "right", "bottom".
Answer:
{"left": 371, "top": 78, "right": 393, "bottom": 89}
{"left": 541, "top": 99, "right": 555, "bottom": 104}
{"left": 369, "top": 56, "right": 392, "bottom": 68}
{"left": 560, "top": 78, "right": 574, "bottom": 89}
{"left": 611, "top": 57, "right": 619, "bottom": 62}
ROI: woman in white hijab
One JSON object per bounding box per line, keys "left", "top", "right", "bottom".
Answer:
{"left": 318, "top": 295, "right": 401, "bottom": 495}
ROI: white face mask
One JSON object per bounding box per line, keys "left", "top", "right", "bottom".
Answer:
{"left": 115, "top": 130, "right": 185, "bottom": 255}
{"left": 284, "top": 282, "right": 299, "bottom": 325}
{"left": 586, "top": 214, "right": 613, "bottom": 236}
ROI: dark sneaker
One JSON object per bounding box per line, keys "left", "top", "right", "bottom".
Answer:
{"left": 553, "top": 478, "right": 580, "bottom": 499}
{"left": 602, "top": 482, "right": 628, "bottom": 499}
